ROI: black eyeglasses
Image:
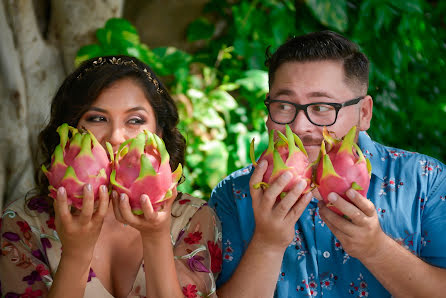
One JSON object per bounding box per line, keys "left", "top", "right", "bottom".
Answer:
{"left": 264, "top": 96, "right": 365, "bottom": 126}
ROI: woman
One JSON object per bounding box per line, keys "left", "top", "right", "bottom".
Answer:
{"left": 0, "top": 56, "right": 221, "bottom": 298}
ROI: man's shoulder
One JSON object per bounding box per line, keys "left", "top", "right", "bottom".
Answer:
{"left": 214, "top": 165, "right": 254, "bottom": 189}
{"left": 360, "top": 131, "right": 445, "bottom": 179}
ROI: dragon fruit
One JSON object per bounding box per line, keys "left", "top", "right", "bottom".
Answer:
{"left": 315, "top": 126, "right": 372, "bottom": 215}
{"left": 42, "top": 123, "right": 111, "bottom": 209}
{"left": 109, "top": 130, "right": 182, "bottom": 214}
{"left": 250, "top": 125, "right": 313, "bottom": 200}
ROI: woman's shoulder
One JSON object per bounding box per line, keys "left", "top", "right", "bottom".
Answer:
{"left": 2, "top": 196, "right": 53, "bottom": 231}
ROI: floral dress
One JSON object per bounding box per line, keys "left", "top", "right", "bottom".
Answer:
{"left": 0, "top": 193, "right": 222, "bottom": 298}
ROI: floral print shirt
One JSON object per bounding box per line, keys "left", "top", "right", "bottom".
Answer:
{"left": 209, "top": 132, "right": 446, "bottom": 297}
{"left": 0, "top": 193, "right": 222, "bottom": 298}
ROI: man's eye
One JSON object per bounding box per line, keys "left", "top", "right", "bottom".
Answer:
{"left": 278, "top": 104, "right": 292, "bottom": 111}
{"left": 311, "top": 105, "right": 332, "bottom": 112}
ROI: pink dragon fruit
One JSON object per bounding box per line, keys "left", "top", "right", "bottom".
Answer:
{"left": 109, "top": 130, "right": 182, "bottom": 214}
{"left": 315, "top": 126, "right": 372, "bottom": 215}
{"left": 42, "top": 123, "right": 111, "bottom": 209}
{"left": 250, "top": 125, "right": 313, "bottom": 201}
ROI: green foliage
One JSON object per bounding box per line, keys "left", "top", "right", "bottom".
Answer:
{"left": 76, "top": 0, "right": 445, "bottom": 199}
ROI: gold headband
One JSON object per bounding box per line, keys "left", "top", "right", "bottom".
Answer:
{"left": 76, "top": 57, "right": 163, "bottom": 94}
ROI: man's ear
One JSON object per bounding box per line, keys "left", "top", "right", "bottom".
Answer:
{"left": 359, "top": 95, "right": 373, "bottom": 131}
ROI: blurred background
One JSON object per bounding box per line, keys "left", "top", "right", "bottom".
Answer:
{"left": 1, "top": 0, "right": 445, "bottom": 208}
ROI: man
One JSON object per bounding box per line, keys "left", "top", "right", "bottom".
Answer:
{"left": 209, "top": 31, "right": 446, "bottom": 297}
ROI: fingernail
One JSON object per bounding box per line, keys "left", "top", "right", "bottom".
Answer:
{"left": 141, "top": 195, "right": 147, "bottom": 203}
{"left": 58, "top": 187, "right": 66, "bottom": 195}
{"left": 86, "top": 184, "right": 92, "bottom": 191}
{"left": 258, "top": 160, "right": 266, "bottom": 168}
{"left": 120, "top": 193, "right": 126, "bottom": 201}
{"left": 112, "top": 190, "right": 118, "bottom": 199}
{"left": 298, "top": 179, "right": 307, "bottom": 189}
{"left": 346, "top": 189, "right": 355, "bottom": 197}
{"left": 328, "top": 193, "right": 337, "bottom": 202}
{"left": 100, "top": 185, "right": 107, "bottom": 193}
{"left": 282, "top": 171, "right": 292, "bottom": 180}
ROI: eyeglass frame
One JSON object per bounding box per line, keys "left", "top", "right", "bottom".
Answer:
{"left": 264, "top": 95, "right": 365, "bottom": 127}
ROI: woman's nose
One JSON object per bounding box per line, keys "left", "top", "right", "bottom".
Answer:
{"left": 107, "top": 126, "right": 127, "bottom": 151}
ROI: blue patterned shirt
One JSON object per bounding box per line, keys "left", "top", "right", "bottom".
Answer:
{"left": 209, "top": 132, "right": 446, "bottom": 297}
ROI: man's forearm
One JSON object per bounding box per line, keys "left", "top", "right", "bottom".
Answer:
{"left": 361, "top": 235, "right": 446, "bottom": 298}
{"left": 217, "top": 234, "right": 286, "bottom": 298}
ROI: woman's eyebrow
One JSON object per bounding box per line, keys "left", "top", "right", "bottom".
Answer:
{"left": 126, "top": 106, "right": 148, "bottom": 113}
{"left": 87, "top": 107, "right": 107, "bottom": 113}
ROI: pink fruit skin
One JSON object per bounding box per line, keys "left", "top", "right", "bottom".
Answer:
{"left": 258, "top": 147, "right": 312, "bottom": 195}
{"left": 316, "top": 127, "right": 371, "bottom": 216}
{"left": 251, "top": 125, "right": 313, "bottom": 200}
{"left": 43, "top": 124, "right": 111, "bottom": 209}
{"left": 110, "top": 131, "right": 182, "bottom": 214}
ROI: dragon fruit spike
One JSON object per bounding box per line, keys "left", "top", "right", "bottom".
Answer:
{"left": 137, "top": 154, "right": 157, "bottom": 179}
{"left": 172, "top": 163, "right": 183, "bottom": 183}
{"left": 56, "top": 123, "right": 70, "bottom": 149}
{"left": 270, "top": 147, "right": 289, "bottom": 179}
{"left": 106, "top": 142, "right": 114, "bottom": 163}
{"left": 250, "top": 128, "right": 274, "bottom": 167}
{"left": 338, "top": 126, "right": 356, "bottom": 155}
{"left": 322, "top": 127, "right": 338, "bottom": 146}
{"left": 320, "top": 142, "right": 341, "bottom": 181}
{"left": 153, "top": 133, "right": 169, "bottom": 164}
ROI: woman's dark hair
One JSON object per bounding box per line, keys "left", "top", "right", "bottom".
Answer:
{"left": 35, "top": 55, "right": 186, "bottom": 199}
{"left": 265, "top": 30, "right": 369, "bottom": 93}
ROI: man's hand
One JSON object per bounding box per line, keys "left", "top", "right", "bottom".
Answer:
{"left": 318, "top": 188, "right": 387, "bottom": 260}
{"left": 250, "top": 160, "right": 312, "bottom": 251}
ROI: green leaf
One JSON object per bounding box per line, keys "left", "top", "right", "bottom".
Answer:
{"left": 75, "top": 44, "right": 103, "bottom": 67}
{"left": 199, "top": 140, "right": 228, "bottom": 189}
{"left": 235, "top": 70, "right": 268, "bottom": 95}
{"left": 208, "top": 89, "right": 238, "bottom": 111}
{"left": 305, "top": 0, "right": 348, "bottom": 32}
{"left": 187, "top": 18, "right": 215, "bottom": 41}
{"left": 389, "top": 0, "right": 423, "bottom": 14}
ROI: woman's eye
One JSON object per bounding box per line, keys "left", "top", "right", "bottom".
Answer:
{"left": 87, "top": 115, "right": 106, "bottom": 122}
{"left": 128, "top": 117, "right": 146, "bottom": 125}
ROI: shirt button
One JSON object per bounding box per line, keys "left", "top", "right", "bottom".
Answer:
{"left": 323, "top": 251, "right": 330, "bottom": 258}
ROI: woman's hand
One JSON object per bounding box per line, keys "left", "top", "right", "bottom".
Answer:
{"left": 54, "top": 184, "right": 109, "bottom": 261}
{"left": 250, "top": 160, "right": 313, "bottom": 252}
{"left": 111, "top": 189, "right": 176, "bottom": 240}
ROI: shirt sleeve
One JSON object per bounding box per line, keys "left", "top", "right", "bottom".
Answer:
{"left": 173, "top": 205, "right": 222, "bottom": 297}
{"left": 0, "top": 209, "right": 51, "bottom": 297}
{"left": 420, "top": 164, "right": 446, "bottom": 267}
{"left": 209, "top": 180, "right": 247, "bottom": 288}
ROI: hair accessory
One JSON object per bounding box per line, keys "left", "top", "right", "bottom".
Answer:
{"left": 76, "top": 57, "right": 164, "bottom": 94}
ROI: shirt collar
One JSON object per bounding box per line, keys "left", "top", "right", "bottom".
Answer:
{"left": 358, "top": 131, "right": 385, "bottom": 180}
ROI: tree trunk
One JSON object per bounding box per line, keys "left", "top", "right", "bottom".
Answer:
{"left": 0, "top": 0, "right": 123, "bottom": 210}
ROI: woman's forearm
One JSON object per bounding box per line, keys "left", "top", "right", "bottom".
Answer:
{"left": 47, "top": 253, "right": 92, "bottom": 298}
{"left": 141, "top": 233, "right": 183, "bottom": 298}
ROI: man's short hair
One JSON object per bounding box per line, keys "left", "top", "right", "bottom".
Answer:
{"left": 265, "top": 30, "right": 369, "bottom": 93}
